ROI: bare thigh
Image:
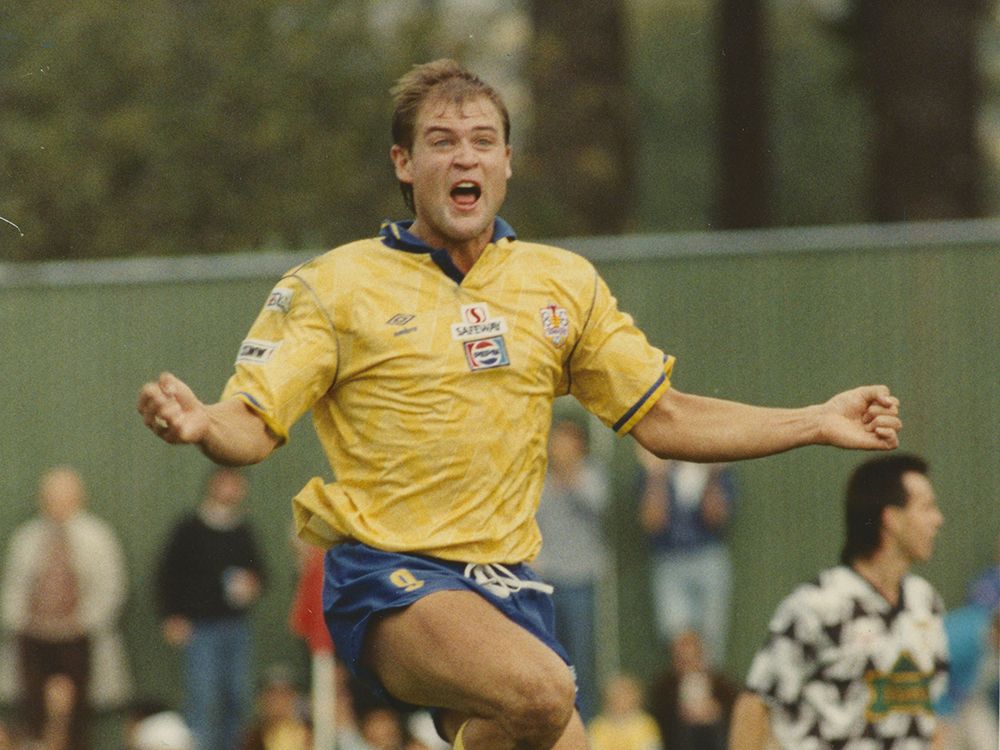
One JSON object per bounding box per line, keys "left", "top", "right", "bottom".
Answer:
{"left": 363, "top": 588, "right": 576, "bottom": 727}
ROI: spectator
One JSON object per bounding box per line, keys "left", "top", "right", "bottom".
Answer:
{"left": 359, "top": 707, "right": 406, "bottom": 750}
{"left": 155, "top": 467, "right": 266, "bottom": 750}
{"left": 240, "top": 664, "right": 310, "bottom": 750}
{"left": 0, "top": 674, "right": 77, "bottom": 750}
{"left": 534, "top": 417, "right": 611, "bottom": 721}
{"left": 587, "top": 673, "right": 662, "bottom": 750}
{"left": 967, "top": 532, "right": 1000, "bottom": 610}
{"left": 0, "top": 466, "right": 131, "bottom": 750}
{"left": 646, "top": 629, "right": 738, "bottom": 750}
{"left": 936, "top": 603, "right": 999, "bottom": 750}
{"left": 633, "top": 449, "right": 736, "bottom": 665}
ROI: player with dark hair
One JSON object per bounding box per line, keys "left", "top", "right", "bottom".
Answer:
{"left": 729, "top": 454, "right": 948, "bottom": 750}
{"left": 138, "top": 58, "right": 902, "bottom": 750}
{"left": 840, "top": 454, "right": 930, "bottom": 564}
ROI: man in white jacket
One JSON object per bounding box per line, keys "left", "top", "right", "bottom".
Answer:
{"left": 0, "top": 466, "right": 132, "bottom": 750}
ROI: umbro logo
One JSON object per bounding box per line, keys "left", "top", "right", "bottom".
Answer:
{"left": 387, "top": 313, "right": 415, "bottom": 326}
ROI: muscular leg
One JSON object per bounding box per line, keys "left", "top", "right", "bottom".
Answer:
{"left": 362, "top": 589, "right": 585, "bottom": 750}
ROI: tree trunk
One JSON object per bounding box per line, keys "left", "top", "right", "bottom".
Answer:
{"left": 524, "top": 0, "right": 635, "bottom": 235}
{"left": 859, "top": 0, "right": 985, "bottom": 221}
{"left": 715, "top": 0, "right": 772, "bottom": 229}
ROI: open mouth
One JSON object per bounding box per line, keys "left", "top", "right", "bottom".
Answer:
{"left": 451, "top": 181, "right": 482, "bottom": 207}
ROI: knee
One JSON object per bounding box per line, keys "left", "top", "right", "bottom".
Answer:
{"left": 501, "top": 662, "right": 576, "bottom": 744}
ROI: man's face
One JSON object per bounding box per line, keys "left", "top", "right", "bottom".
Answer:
{"left": 39, "top": 468, "right": 84, "bottom": 523}
{"left": 208, "top": 470, "right": 247, "bottom": 508}
{"left": 391, "top": 94, "right": 511, "bottom": 251}
{"left": 886, "top": 471, "right": 944, "bottom": 563}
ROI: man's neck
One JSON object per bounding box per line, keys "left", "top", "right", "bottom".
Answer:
{"left": 408, "top": 220, "right": 493, "bottom": 275}
{"left": 852, "top": 551, "right": 909, "bottom": 606}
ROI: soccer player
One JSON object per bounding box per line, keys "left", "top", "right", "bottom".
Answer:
{"left": 728, "top": 454, "right": 948, "bottom": 750}
{"left": 138, "top": 59, "right": 903, "bottom": 750}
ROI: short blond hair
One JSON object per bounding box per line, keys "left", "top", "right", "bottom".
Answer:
{"left": 390, "top": 59, "right": 510, "bottom": 212}
{"left": 390, "top": 58, "right": 510, "bottom": 151}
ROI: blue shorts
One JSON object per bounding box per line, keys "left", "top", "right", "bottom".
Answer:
{"left": 322, "top": 542, "right": 571, "bottom": 709}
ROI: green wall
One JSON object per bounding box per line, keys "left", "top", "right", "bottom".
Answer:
{"left": 1, "top": 227, "right": 997, "bottom": 712}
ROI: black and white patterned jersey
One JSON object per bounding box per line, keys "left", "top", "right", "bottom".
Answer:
{"left": 745, "top": 565, "right": 949, "bottom": 750}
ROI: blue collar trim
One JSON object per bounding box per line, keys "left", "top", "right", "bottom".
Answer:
{"left": 378, "top": 217, "right": 517, "bottom": 254}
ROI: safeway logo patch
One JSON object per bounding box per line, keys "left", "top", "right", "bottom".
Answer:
{"left": 451, "top": 303, "right": 508, "bottom": 341}
{"left": 464, "top": 337, "right": 510, "bottom": 371}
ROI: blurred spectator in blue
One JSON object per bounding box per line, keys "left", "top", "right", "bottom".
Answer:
{"left": 967, "top": 532, "right": 1000, "bottom": 610}
{"left": 936, "top": 605, "right": 998, "bottom": 750}
{"left": 534, "top": 417, "right": 610, "bottom": 722}
{"left": 633, "top": 449, "right": 736, "bottom": 665}
{"left": 156, "top": 467, "right": 266, "bottom": 750}
{"left": 0, "top": 466, "right": 131, "bottom": 750}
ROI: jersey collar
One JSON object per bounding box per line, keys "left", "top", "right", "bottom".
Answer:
{"left": 378, "top": 217, "right": 516, "bottom": 251}
{"left": 377, "top": 218, "right": 517, "bottom": 284}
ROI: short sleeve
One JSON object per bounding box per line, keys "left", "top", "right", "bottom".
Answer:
{"left": 568, "top": 271, "right": 674, "bottom": 434}
{"left": 221, "top": 272, "right": 338, "bottom": 443}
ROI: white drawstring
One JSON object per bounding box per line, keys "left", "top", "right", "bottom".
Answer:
{"left": 463, "top": 563, "right": 554, "bottom": 599}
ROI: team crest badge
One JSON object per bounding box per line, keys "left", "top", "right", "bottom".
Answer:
{"left": 540, "top": 304, "right": 569, "bottom": 347}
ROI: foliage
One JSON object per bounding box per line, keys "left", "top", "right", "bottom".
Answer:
{"left": 0, "top": 0, "right": 401, "bottom": 260}
{"left": 2, "top": 1, "right": 996, "bottom": 260}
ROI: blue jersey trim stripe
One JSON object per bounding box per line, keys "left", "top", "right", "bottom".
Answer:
{"left": 612, "top": 372, "right": 665, "bottom": 432}
{"left": 236, "top": 390, "right": 265, "bottom": 410}
{"left": 611, "top": 356, "right": 675, "bottom": 434}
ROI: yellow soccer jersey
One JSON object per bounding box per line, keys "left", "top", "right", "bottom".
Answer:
{"left": 222, "top": 219, "right": 674, "bottom": 563}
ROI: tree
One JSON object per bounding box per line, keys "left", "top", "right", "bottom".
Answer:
{"left": 852, "top": 0, "right": 987, "bottom": 221}
{"left": 518, "top": 0, "right": 635, "bottom": 236}
{"left": 0, "top": 0, "right": 400, "bottom": 261}
{"left": 715, "top": 0, "right": 773, "bottom": 229}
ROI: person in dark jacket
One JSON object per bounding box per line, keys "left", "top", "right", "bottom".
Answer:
{"left": 646, "top": 629, "right": 738, "bottom": 750}
{"left": 156, "top": 467, "right": 266, "bottom": 750}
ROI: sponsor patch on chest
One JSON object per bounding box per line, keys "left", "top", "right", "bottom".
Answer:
{"left": 451, "top": 304, "right": 512, "bottom": 371}
{"left": 463, "top": 336, "right": 510, "bottom": 370}
{"left": 451, "top": 303, "right": 508, "bottom": 341}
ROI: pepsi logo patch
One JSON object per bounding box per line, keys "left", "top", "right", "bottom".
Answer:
{"left": 540, "top": 303, "right": 569, "bottom": 347}
{"left": 464, "top": 336, "right": 510, "bottom": 371}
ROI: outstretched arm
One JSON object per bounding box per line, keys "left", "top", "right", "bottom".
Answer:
{"left": 630, "top": 384, "right": 900, "bottom": 462}
{"left": 137, "top": 372, "right": 278, "bottom": 466}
